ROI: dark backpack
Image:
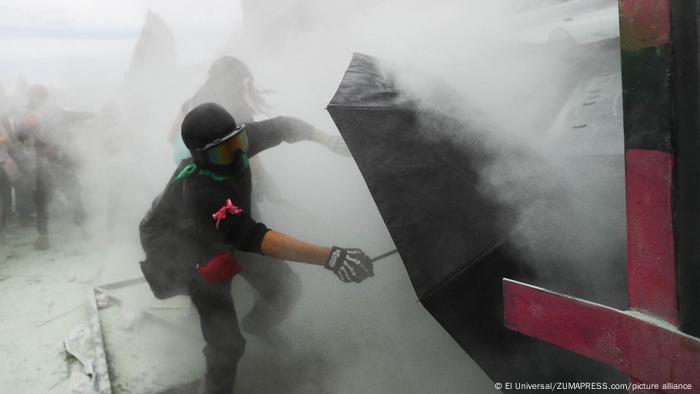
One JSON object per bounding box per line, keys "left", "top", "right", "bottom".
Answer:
{"left": 139, "top": 162, "right": 243, "bottom": 299}
{"left": 139, "top": 166, "right": 199, "bottom": 299}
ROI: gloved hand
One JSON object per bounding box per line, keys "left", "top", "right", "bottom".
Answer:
{"left": 324, "top": 246, "right": 374, "bottom": 283}
{"left": 327, "top": 136, "right": 352, "bottom": 157}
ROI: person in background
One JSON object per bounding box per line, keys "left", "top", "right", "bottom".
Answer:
{"left": 20, "top": 85, "right": 92, "bottom": 250}
{"left": 142, "top": 102, "right": 374, "bottom": 394}
{"left": 0, "top": 120, "right": 14, "bottom": 238}
{"left": 168, "top": 56, "right": 351, "bottom": 347}
{"left": 169, "top": 56, "right": 347, "bottom": 161}
{"left": 3, "top": 113, "right": 37, "bottom": 226}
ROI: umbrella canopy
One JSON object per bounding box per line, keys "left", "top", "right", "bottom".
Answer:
{"left": 327, "top": 53, "right": 624, "bottom": 384}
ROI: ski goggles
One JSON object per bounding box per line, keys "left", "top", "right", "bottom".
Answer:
{"left": 193, "top": 125, "right": 248, "bottom": 165}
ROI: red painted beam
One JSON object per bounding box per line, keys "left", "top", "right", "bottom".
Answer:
{"left": 503, "top": 279, "right": 700, "bottom": 392}
{"left": 625, "top": 150, "right": 678, "bottom": 324}
{"left": 619, "top": 0, "right": 670, "bottom": 51}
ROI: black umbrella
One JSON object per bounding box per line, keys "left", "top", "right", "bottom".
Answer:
{"left": 327, "top": 53, "right": 624, "bottom": 385}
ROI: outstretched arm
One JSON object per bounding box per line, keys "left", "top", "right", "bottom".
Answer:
{"left": 260, "top": 230, "right": 331, "bottom": 265}
{"left": 260, "top": 230, "right": 374, "bottom": 283}
{"left": 308, "top": 128, "right": 351, "bottom": 156}
{"left": 247, "top": 116, "right": 350, "bottom": 157}
{"left": 186, "top": 177, "right": 374, "bottom": 283}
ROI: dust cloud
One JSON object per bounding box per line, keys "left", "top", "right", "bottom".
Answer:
{"left": 0, "top": 0, "right": 625, "bottom": 393}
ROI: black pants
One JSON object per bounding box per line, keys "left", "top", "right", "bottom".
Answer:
{"left": 189, "top": 255, "right": 301, "bottom": 394}
{"left": 34, "top": 159, "right": 85, "bottom": 235}
{"left": 238, "top": 253, "right": 302, "bottom": 329}
{"left": 13, "top": 172, "right": 35, "bottom": 218}
{"left": 0, "top": 168, "right": 11, "bottom": 232}
{"left": 189, "top": 276, "right": 246, "bottom": 394}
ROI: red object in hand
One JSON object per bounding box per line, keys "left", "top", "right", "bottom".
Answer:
{"left": 196, "top": 254, "right": 242, "bottom": 285}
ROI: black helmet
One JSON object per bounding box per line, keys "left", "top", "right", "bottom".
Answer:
{"left": 181, "top": 102, "right": 248, "bottom": 172}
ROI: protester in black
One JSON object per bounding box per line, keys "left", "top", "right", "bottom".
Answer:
{"left": 169, "top": 56, "right": 350, "bottom": 347}
{"left": 141, "top": 103, "right": 373, "bottom": 394}
{"left": 20, "top": 85, "right": 91, "bottom": 249}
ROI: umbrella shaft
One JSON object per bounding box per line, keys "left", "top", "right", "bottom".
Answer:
{"left": 371, "top": 249, "right": 399, "bottom": 262}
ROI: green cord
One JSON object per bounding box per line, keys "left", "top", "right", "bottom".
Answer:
{"left": 173, "top": 154, "right": 250, "bottom": 183}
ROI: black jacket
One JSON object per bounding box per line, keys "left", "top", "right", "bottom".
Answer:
{"left": 139, "top": 116, "right": 316, "bottom": 297}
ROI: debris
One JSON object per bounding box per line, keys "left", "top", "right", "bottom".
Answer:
{"left": 63, "top": 325, "right": 99, "bottom": 394}
{"left": 95, "top": 292, "right": 112, "bottom": 309}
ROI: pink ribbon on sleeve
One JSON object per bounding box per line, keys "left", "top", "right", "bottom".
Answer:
{"left": 212, "top": 199, "right": 244, "bottom": 229}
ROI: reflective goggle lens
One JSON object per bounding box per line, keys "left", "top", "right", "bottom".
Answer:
{"left": 202, "top": 130, "right": 248, "bottom": 165}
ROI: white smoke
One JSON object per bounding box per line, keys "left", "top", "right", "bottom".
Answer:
{"left": 0, "top": 0, "right": 626, "bottom": 392}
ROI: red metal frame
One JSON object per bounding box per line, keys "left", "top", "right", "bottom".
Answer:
{"left": 625, "top": 150, "right": 677, "bottom": 324}
{"left": 503, "top": 1, "right": 700, "bottom": 391}
{"left": 619, "top": 0, "right": 670, "bottom": 50}
{"left": 504, "top": 279, "right": 700, "bottom": 391}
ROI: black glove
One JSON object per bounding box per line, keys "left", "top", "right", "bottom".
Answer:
{"left": 324, "top": 246, "right": 374, "bottom": 283}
